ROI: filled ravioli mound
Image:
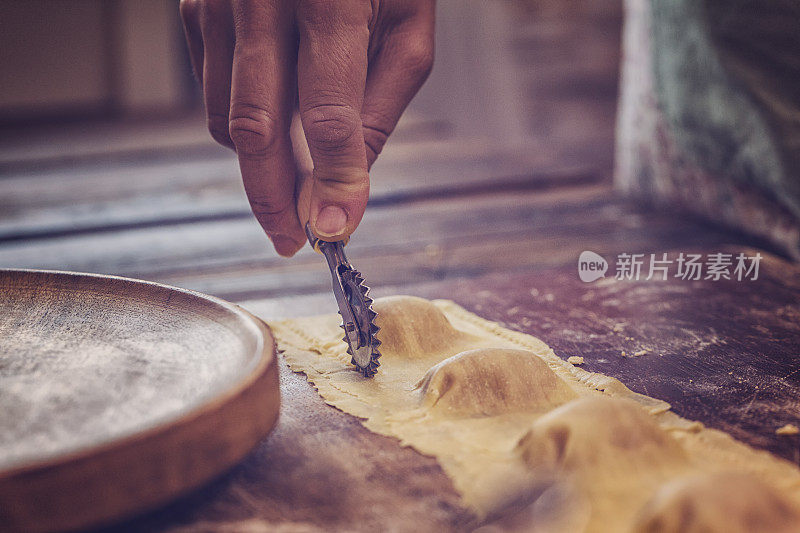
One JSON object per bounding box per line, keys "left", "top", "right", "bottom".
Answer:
{"left": 632, "top": 472, "right": 800, "bottom": 533}
{"left": 270, "top": 296, "right": 800, "bottom": 532}
{"left": 417, "top": 348, "right": 578, "bottom": 416}
{"left": 372, "top": 295, "right": 469, "bottom": 359}
{"left": 516, "top": 397, "right": 688, "bottom": 476}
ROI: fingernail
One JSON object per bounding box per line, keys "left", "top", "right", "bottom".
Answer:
{"left": 271, "top": 235, "right": 301, "bottom": 257}
{"left": 314, "top": 205, "right": 348, "bottom": 237}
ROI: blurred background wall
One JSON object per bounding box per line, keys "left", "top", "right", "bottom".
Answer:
{"left": 0, "top": 0, "right": 194, "bottom": 122}
{"left": 0, "top": 0, "right": 621, "bottom": 178}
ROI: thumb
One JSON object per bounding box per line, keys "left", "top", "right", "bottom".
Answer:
{"left": 307, "top": 165, "right": 369, "bottom": 241}
{"left": 291, "top": 113, "right": 370, "bottom": 242}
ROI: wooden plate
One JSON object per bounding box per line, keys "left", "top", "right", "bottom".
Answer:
{"left": 0, "top": 269, "right": 280, "bottom": 533}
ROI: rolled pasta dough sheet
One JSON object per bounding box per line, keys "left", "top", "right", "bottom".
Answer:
{"left": 270, "top": 296, "right": 800, "bottom": 532}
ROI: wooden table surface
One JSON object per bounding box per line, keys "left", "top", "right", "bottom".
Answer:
{"left": 2, "top": 80, "right": 797, "bottom": 530}
{"left": 84, "top": 250, "right": 800, "bottom": 533}
{"left": 3, "top": 133, "right": 797, "bottom": 531}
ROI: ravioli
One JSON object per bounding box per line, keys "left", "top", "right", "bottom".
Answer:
{"left": 632, "top": 472, "right": 800, "bottom": 533}
{"left": 372, "top": 295, "right": 474, "bottom": 360}
{"left": 516, "top": 397, "right": 688, "bottom": 476}
{"left": 417, "top": 348, "right": 578, "bottom": 417}
{"left": 269, "top": 296, "right": 800, "bottom": 531}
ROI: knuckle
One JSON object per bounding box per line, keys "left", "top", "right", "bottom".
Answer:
{"left": 302, "top": 104, "right": 360, "bottom": 152}
{"left": 228, "top": 103, "right": 281, "bottom": 156}
{"left": 399, "top": 33, "right": 435, "bottom": 79}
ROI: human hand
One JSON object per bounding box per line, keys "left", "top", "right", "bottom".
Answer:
{"left": 180, "top": 0, "right": 435, "bottom": 256}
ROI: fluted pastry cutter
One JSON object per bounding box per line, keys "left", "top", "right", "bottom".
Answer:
{"left": 305, "top": 224, "right": 381, "bottom": 377}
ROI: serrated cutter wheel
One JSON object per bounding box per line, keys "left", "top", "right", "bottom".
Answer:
{"left": 305, "top": 224, "right": 382, "bottom": 377}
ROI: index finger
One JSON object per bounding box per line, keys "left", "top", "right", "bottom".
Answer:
{"left": 229, "top": 0, "right": 305, "bottom": 256}
{"left": 296, "top": 0, "right": 372, "bottom": 241}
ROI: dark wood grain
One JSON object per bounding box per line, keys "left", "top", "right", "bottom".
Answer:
{"left": 0, "top": 140, "right": 599, "bottom": 242}
{"left": 1, "top": 186, "right": 782, "bottom": 302}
